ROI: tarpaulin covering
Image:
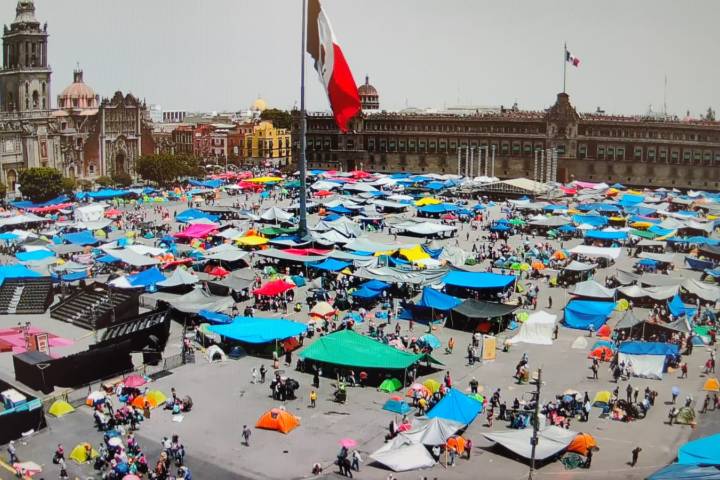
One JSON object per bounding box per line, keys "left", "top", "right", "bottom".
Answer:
{"left": 176, "top": 208, "right": 219, "bottom": 224}
{"left": 353, "top": 265, "right": 449, "bottom": 285}
{"left": 173, "top": 223, "right": 218, "bottom": 239}
{"left": 157, "top": 268, "right": 198, "bottom": 288}
{"left": 370, "top": 440, "right": 437, "bottom": 472}
{"left": 188, "top": 178, "right": 224, "bottom": 189}
{"left": 12, "top": 195, "right": 70, "bottom": 209}
{"left": 451, "top": 299, "right": 518, "bottom": 319}
{"left": 427, "top": 388, "right": 482, "bottom": 425}
{"left": 572, "top": 214, "right": 608, "bottom": 227}
{"left": 16, "top": 249, "right": 55, "bottom": 262}
{"left": 61, "top": 230, "right": 99, "bottom": 246}
{"left": 395, "top": 221, "right": 455, "bottom": 236}
{"left": 570, "top": 280, "right": 616, "bottom": 299}
{"left": 209, "top": 317, "right": 307, "bottom": 343}
{"left": 483, "top": 426, "right": 578, "bottom": 461}
{"left": 197, "top": 309, "right": 232, "bottom": 324}
{"left": 399, "top": 417, "right": 465, "bottom": 446}
{"left": 648, "top": 464, "right": 720, "bottom": 480}
{"left": 309, "top": 258, "right": 350, "bottom": 272}
{"left": 563, "top": 300, "right": 616, "bottom": 330}
{"left": 351, "top": 286, "right": 382, "bottom": 299}
{"left": 102, "top": 248, "right": 159, "bottom": 267}
{"left": 417, "top": 203, "right": 458, "bottom": 214}
{"left": 618, "top": 341, "right": 679, "bottom": 380}
{"left": 81, "top": 189, "right": 131, "bottom": 200}
{"left": 585, "top": 230, "right": 627, "bottom": 241}
{"left": 569, "top": 245, "right": 622, "bottom": 260}
{"left": 166, "top": 287, "right": 234, "bottom": 313}
{"left": 299, "top": 329, "right": 439, "bottom": 369}
{"left": 618, "top": 341, "right": 679, "bottom": 356}
{"left": 443, "top": 271, "right": 515, "bottom": 290}
{"left": 678, "top": 434, "right": 720, "bottom": 466}
{"left": 253, "top": 279, "right": 294, "bottom": 296}
{"left": 668, "top": 294, "right": 697, "bottom": 317}
{"left": 417, "top": 287, "right": 462, "bottom": 311}
{"left": 127, "top": 267, "right": 165, "bottom": 288}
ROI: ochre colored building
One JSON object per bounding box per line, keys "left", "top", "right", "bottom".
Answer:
{"left": 243, "top": 120, "right": 291, "bottom": 167}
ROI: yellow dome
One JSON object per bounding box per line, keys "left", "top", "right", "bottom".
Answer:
{"left": 252, "top": 98, "right": 267, "bottom": 112}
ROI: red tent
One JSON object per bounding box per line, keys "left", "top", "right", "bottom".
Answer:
{"left": 597, "top": 324, "right": 611, "bottom": 338}
{"left": 208, "top": 266, "right": 230, "bottom": 277}
{"left": 253, "top": 279, "right": 295, "bottom": 296}
{"left": 315, "top": 190, "right": 333, "bottom": 197}
{"left": 283, "top": 248, "right": 332, "bottom": 256}
{"left": 350, "top": 170, "right": 371, "bottom": 179}
{"left": 588, "top": 346, "right": 613, "bottom": 362}
{"left": 174, "top": 223, "right": 218, "bottom": 239}
{"left": 105, "top": 208, "right": 123, "bottom": 218}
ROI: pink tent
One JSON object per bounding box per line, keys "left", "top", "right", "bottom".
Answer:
{"left": 174, "top": 223, "right": 218, "bottom": 239}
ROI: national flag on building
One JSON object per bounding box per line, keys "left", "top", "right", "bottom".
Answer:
{"left": 307, "top": 0, "right": 361, "bottom": 133}
{"left": 565, "top": 48, "right": 580, "bottom": 67}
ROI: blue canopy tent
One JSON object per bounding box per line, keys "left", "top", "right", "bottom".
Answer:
{"left": 51, "top": 270, "right": 88, "bottom": 283}
{"left": 585, "top": 230, "right": 628, "bottom": 241}
{"left": 382, "top": 398, "right": 412, "bottom": 415}
{"left": 637, "top": 258, "right": 658, "bottom": 268}
{"left": 618, "top": 193, "right": 645, "bottom": 206}
{"left": 678, "top": 433, "right": 720, "bottom": 466}
{"left": 617, "top": 341, "right": 679, "bottom": 379}
{"left": 558, "top": 224, "right": 577, "bottom": 233}
{"left": 327, "top": 205, "right": 353, "bottom": 215}
{"left": 208, "top": 317, "right": 307, "bottom": 343}
{"left": 176, "top": 208, "right": 219, "bottom": 224}
{"left": 649, "top": 225, "right": 675, "bottom": 237}
{"left": 417, "top": 204, "right": 458, "bottom": 214}
{"left": 127, "top": 267, "right": 165, "bottom": 288}
{"left": 198, "top": 309, "right": 232, "bottom": 324}
{"left": 363, "top": 279, "right": 390, "bottom": 291}
{"left": 11, "top": 195, "right": 69, "bottom": 209}
{"left": 576, "top": 203, "right": 621, "bottom": 213}
{"left": 443, "top": 271, "right": 515, "bottom": 291}
{"left": 0, "top": 232, "right": 19, "bottom": 241}
{"left": 648, "top": 464, "right": 720, "bottom": 480}
{"left": 188, "top": 178, "right": 224, "bottom": 189}
{"left": 490, "top": 223, "right": 512, "bottom": 232}
{"left": 427, "top": 388, "right": 482, "bottom": 425}
{"left": 563, "top": 299, "right": 616, "bottom": 330}
{"left": 0, "top": 264, "right": 43, "bottom": 286}
{"left": 572, "top": 214, "right": 608, "bottom": 227}
{"left": 61, "top": 230, "right": 99, "bottom": 246}
{"left": 668, "top": 294, "right": 697, "bottom": 318}
{"left": 79, "top": 189, "right": 132, "bottom": 200}
{"left": 351, "top": 287, "right": 383, "bottom": 300}
{"left": 97, "top": 254, "right": 120, "bottom": 263}
{"left": 16, "top": 250, "right": 55, "bottom": 262}
{"left": 310, "top": 258, "right": 351, "bottom": 272}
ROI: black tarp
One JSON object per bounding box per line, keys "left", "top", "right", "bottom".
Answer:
{"left": 699, "top": 245, "right": 720, "bottom": 260}
{"left": 449, "top": 299, "right": 518, "bottom": 333}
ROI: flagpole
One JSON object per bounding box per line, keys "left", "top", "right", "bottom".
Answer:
{"left": 298, "top": 0, "right": 308, "bottom": 239}
{"left": 563, "top": 42, "right": 567, "bottom": 94}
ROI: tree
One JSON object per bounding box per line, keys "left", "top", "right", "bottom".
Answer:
{"left": 77, "top": 179, "right": 92, "bottom": 191}
{"left": 260, "top": 108, "right": 292, "bottom": 130}
{"left": 112, "top": 171, "right": 133, "bottom": 187}
{"left": 95, "top": 176, "right": 113, "bottom": 187}
{"left": 60, "top": 177, "right": 76, "bottom": 194}
{"left": 18, "top": 167, "right": 64, "bottom": 202}
{"left": 135, "top": 153, "right": 203, "bottom": 186}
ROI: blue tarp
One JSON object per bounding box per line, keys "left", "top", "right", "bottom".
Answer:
{"left": 0, "top": 232, "right": 19, "bottom": 241}
{"left": 490, "top": 223, "right": 511, "bottom": 232}
{"left": 328, "top": 205, "right": 353, "bottom": 215}
{"left": 198, "top": 309, "right": 232, "bottom": 324}
{"left": 576, "top": 203, "right": 621, "bottom": 213}
{"left": 363, "top": 279, "right": 390, "bottom": 291}
{"left": 668, "top": 294, "right": 697, "bottom": 318}
{"left": 649, "top": 225, "right": 675, "bottom": 237}
{"left": 558, "top": 225, "right": 577, "bottom": 232}
{"left": 678, "top": 434, "right": 720, "bottom": 466}
{"left": 11, "top": 195, "right": 69, "bottom": 209}
{"left": 572, "top": 214, "right": 608, "bottom": 227}
{"left": 648, "top": 464, "right": 720, "bottom": 480}
{"left": 585, "top": 230, "right": 628, "bottom": 240}
{"left": 0, "top": 264, "right": 43, "bottom": 286}
{"left": 81, "top": 189, "right": 132, "bottom": 200}
{"left": 638, "top": 258, "right": 658, "bottom": 267}
{"left": 619, "top": 193, "right": 645, "bottom": 205}
{"left": 351, "top": 287, "right": 382, "bottom": 299}
{"left": 544, "top": 204, "right": 568, "bottom": 212}
{"left": 189, "top": 179, "right": 224, "bottom": 189}
{"left": 417, "top": 204, "right": 459, "bottom": 214}
{"left": 427, "top": 388, "right": 482, "bottom": 425}
{"left": 52, "top": 270, "right": 88, "bottom": 282}
{"left": 417, "top": 287, "right": 462, "bottom": 311}
{"left": 629, "top": 215, "right": 660, "bottom": 224}
{"left": 705, "top": 268, "right": 720, "bottom": 278}
{"left": 97, "top": 254, "right": 120, "bottom": 263}
{"left": 564, "top": 299, "right": 616, "bottom": 330}
{"left": 618, "top": 341, "right": 679, "bottom": 356}
{"left": 625, "top": 206, "right": 657, "bottom": 216}
{"left": 127, "top": 267, "right": 165, "bottom": 288}
{"left": 310, "top": 258, "right": 351, "bottom": 272}
{"left": 208, "top": 317, "right": 307, "bottom": 343}
{"left": 443, "top": 271, "right": 515, "bottom": 290}
{"left": 176, "top": 209, "right": 219, "bottom": 224}
{"left": 382, "top": 399, "right": 412, "bottom": 415}
{"left": 61, "top": 230, "right": 99, "bottom": 245}
{"left": 16, "top": 250, "right": 55, "bottom": 262}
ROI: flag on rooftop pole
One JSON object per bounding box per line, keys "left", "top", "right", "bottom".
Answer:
{"left": 565, "top": 48, "right": 580, "bottom": 67}
{"left": 306, "top": 0, "right": 361, "bottom": 132}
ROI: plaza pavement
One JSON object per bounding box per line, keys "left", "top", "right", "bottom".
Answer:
{"left": 0, "top": 191, "right": 717, "bottom": 480}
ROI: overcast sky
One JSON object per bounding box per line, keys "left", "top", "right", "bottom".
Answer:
{"left": 24, "top": 0, "right": 720, "bottom": 116}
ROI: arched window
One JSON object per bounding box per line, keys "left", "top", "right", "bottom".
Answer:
{"left": 41, "top": 82, "right": 46, "bottom": 95}
{"left": 32, "top": 90, "right": 39, "bottom": 109}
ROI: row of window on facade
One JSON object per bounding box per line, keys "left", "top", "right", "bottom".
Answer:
{"left": 582, "top": 127, "right": 719, "bottom": 143}
{"left": 578, "top": 144, "right": 720, "bottom": 165}
{"left": 307, "top": 137, "right": 544, "bottom": 155}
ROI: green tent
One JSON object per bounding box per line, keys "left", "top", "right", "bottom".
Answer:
{"left": 379, "top": 378, "right": 402, "bottom": 392}
{"left": 260, "top": 226, "right": 299, "bottom": 237}
{"left": 629, "top": 229, "right": 657, "bottom": 240}
{"left": 299, "top": 330, "right": 442, "bottom": 370}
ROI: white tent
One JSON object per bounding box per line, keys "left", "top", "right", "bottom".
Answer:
{"left": 260, "top": 207, "right": 293, "bottom": 222}
{"left": 571, "top": 336, "right": 588, "bottom": 349}
{"left": 157, "top": 268, "right": 199, "bottom": 288}
{"left": 570, "top": 280, "right": 616, "bottom": 299}
{"left": 508, "top": 311, "right": 556, "bottom": 345}
{"left": 400, "top": 417, "right": 465, "bottom": 445}
{"left": 483, "top": 426, "right": 577, "bottom": 461}
{"left": 394, "top": 221, "right": 456, "bottom": 236}
{"left": 569, "top": 245, "right": 622, "bottom": 260}
{"left": 75, "top": 203, "right": 106, "bottom": 223}
{"left": 370, "top": 440, "right": 436, "bottom": 472}
{"left": 206, "top": 345, "right": 227, "bottom": 363}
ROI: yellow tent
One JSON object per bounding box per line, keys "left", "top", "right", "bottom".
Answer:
{"left": 247, "top": 176, "right": 283, "bottom": 183}
{"left": 237, "top": 236, "right": 269, "bottom": 246}
{"left": 399, "top": 245, "right": 429, "bottom": 262}
{"left": 69, "top": 443, "right": 98, "bottom": 464}
{"left": 146, "top": 390, "right": 168, "bottom": 407}
{"left": 373, "top": 249, "right": 397, "bottom": 257}
{"left": 48, "top": 400, "right": 75, "bottom": 418}
{"left": 592, "top": 391, "right": 611, "bottom": 405}
{"left": 630, "top": 221, "right": 652, "bottom": 229}
{"left": 423, "top": 379, "right": 441, "bottom": 393}
{"left": 415, "top": 197, "right": 441, "bottom": 207}
{"left": 703, "top": 377, "right": 720, "bottom": 392}
{"left": 616, "top": 298, "right": 629, "bottom": 312}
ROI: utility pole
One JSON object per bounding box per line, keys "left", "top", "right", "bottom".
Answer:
{"left": 528, "top": 368, "right": 542, "bottom": 480}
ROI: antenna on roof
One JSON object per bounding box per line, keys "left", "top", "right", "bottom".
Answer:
{"left": 663, "top": 74, "right": 668, "bottom": 118}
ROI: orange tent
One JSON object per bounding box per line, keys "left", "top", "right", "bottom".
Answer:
{"left": 446, "top": 436, "right": 466, "bottom": 455}
{"left": 567, "top": 433, "right": 597, "bottom": 456}
{"left": 596, "top": 324, "right": 611, "bottom": 338}
{"left": 255, "top": 408, "right": 300, "bottom": 434}
{"left": 588, "top": 346, "right": 613, "bottom": 362}
{"left": 131, "top": 395, "right": 159, "bottom": 409}
{"left": 703, "top": 377, "right": 720, "bottom": 392}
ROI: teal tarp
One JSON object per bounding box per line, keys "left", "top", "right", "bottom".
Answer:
{"left": 209, "top": 317, "right": 307, "bottom": 343}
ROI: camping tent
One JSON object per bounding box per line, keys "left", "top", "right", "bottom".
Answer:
{"left": 400, "top": 417, "right": 465, "bottom": 445}
{"left": 618, "top": 341, "right": 679, "bottom": 379}
{"left": 383, "top": 398, "right": 412, "bottom": 414}
{"left": 370, "top": 439, "right": 436, "bottom": 472}
{"left": 508, "top": 311, "right": 556, "bottom": 345}
{"left": 69, "top": 443, "right": 99, "bottom": 463}
{"left": 703, "top": 378, "right": 720, "bottom": 392}
{"left": 679, "top": 434, "right": 720, "bottom": 465}
{"left": 483, "top": 426, "right": 577, "bottom": 461}
{"left": 255, "top": 408, "right": 300, "bottom": 434}
{"left": 567, "top": 433, "right": 598, "bottom": 456}
{"left": 379, "top": 378, "right": 403, "bottom": 392}
{"left": 563, "top": 300, "right": 616, "bottom": 330}
{"left": 48, "top": 400, "right": 75, "bottom": 417}
{"left": 206, "top": 345, "right": 227, "bottom": 362}
{"left": 427, "top": 388, "right": 482, "bottom": 425}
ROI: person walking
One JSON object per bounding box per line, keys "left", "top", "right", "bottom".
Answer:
{"left": 260, "top": 365, "right": 267, "bottom": 383}
{"left": 251, "top": 368, "right": 259, "bottom": 384}
{"left": 7, "top": 440, "right": 17, "bottom": 464}
{"left": 553, "top": 324, "right": 559, "bottom": 340}
{"left": 626, "top": 383, "right": 633, "bottom": 403}
{"left": 310, "top": 390, "right": 317, "bottom": 408}
{"left": 351, "top": 449, "right": 362, "bottom": 472}
{"left": 547, "top": 296, "right": 553, "bottom": 309}
{"left": 680, "top": 362, "right": 688, "bottom": 379}
{"left": 242, "top": 425, "right": 252, "bottom": 446}
{"left": 591, "top": 362, "right": 598, "bottom": 380}
{"left": 631, "top": 446, "right": 642, "bottom": 467}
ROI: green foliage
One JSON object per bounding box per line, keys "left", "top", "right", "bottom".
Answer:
{"left": 18, "top": 167, "right": 64, "bottom": 202}
{"left": 60, "top": 176, "right": 76, "bottom": 194}
{"left": 77, "top": 179, "right": 92, "bottom": 191}
{"left": 260, "top": 108, "right": 292, "bottom": 130}
{"left": 111, "top": 171, "right": 133, "bottom": 187}
{"left": 95, "top": 176, "right": 113, "bottom": 187}
{"left": 135, "top": 154, "right": 203, "bottom": 186}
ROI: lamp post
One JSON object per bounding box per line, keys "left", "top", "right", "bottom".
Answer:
{"left": 528, "top": 368, "right": 542, "bottom": 480}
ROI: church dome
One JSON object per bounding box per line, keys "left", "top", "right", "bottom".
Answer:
{"left": 252, "top": 97, "right": 267, "bottom": 112}
{"left": 358, "top": 78, "right": 377, "bottom": 97}
{"left": 358, "top": 75, "right": 379, "bottom": 110}
{"left": 58, "top": 69, "right": 98, "bottom": 110}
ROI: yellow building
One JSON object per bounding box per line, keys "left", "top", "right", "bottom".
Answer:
{"left": 243, "top": 120, "right": 292, "bottom": 167}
